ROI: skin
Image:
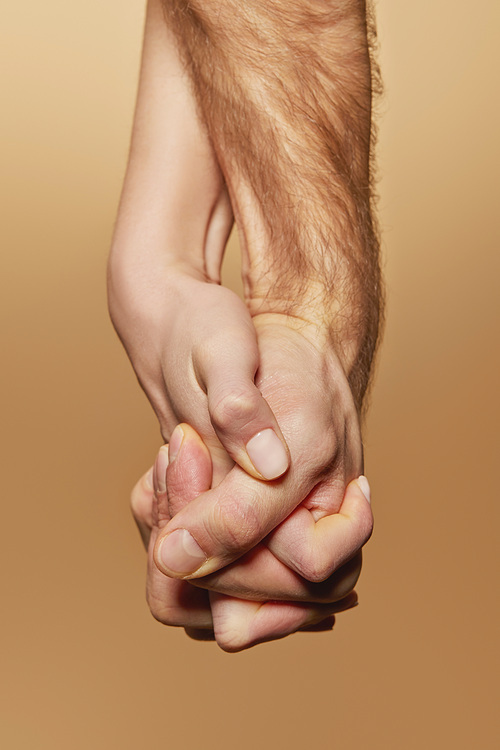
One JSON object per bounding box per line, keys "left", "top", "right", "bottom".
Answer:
{"left": 150, "top": 321, "right": 373, "bottom": 582}
{"left": 108, "top": 0, "right": 381, "bottom": 648}
{"left": 162, "top": 0, "right": 383, "bottom": 405}
{"left": 132, "top": 425, "right": 368, "bottom": 651}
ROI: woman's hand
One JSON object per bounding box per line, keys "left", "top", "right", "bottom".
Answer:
{"left": 108, "top": 0, "right": 290, "bottom": 484}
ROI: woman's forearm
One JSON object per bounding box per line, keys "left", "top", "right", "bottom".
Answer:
{"left": 109, "top": 0, "right": 233, "bottom": 287}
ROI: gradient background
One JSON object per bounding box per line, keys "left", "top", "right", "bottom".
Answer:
{"left": 1, "top": 1, "right": 498, "bottom": 748}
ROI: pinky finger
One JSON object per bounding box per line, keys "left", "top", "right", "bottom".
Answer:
{"left": 267, "top": 477, "right": 373, "bottom": 583}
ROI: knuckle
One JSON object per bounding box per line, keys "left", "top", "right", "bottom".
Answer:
{"left": 210, "top": 389, "right": 260, "bottom": 434}
{"left": 212, "top": 494, "right": 263, "bottom": 554}
{"left": 308, "top": 421, "right": 337, "bottom": 466}
{"left": 312, "top": 443, "right": 338, "bottom": 478}
{"left": 304, "top": 559, "right": 333, "bottom": 585}
{"left": 293, "top": 418, "right": 339, "bottom": 479}
{"left": 298, "top": 545, "right": 334, "bottom": 584}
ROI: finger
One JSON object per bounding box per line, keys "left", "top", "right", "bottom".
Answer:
{"left": 152, "top": 445, "right": 170, "bottom": 528}
{"left": 194, "top": 301, "right": 289, "bottom": 481}
{"left": 209, "top": 591, "right": 358, "bottom": 653}
{"left": 155, "top": 428, "right": 361, "bottom": 619}
{"left": 153, "top": 340, "right": 351, "bottom": 581}
{"left": 165, "top": 424, "right": 213, "bottom": 518}
{"left": 153, "top": 451, "right": 317, "bottom": 580}
{"left": 130, "top": 466, "right": 155, "bottom": 549}
{"left": 164, "top": 424, "right": 355, "bottom": 648}
{"left": 145, "top": 442, "right": 213, "bottom": 630}
{"left": 267, "top": 477, "right": 373, "bottom": 582}
{"left": 190, "top": 548, "right": 363, "bottom": 604}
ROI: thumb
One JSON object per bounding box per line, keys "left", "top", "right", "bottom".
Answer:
{"left": 152, "top": 455, "right": 314, "bottom": 581}
{"left": 195, "top": 312, "right": 290, "bottom": 481}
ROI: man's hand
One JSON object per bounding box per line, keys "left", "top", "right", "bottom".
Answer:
{"left": 152, "top": 319, "right": 373, "bottom": 585}
{"left": 132, "top": 424, "right": 366, "bottom": 651}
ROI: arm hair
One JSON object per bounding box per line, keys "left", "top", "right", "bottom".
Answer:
{"left": 161, "top": 0, "right": 383, "bottom": 407}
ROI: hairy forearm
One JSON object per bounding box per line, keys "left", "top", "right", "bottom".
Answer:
{"left": 162, "top": 0, "right": 383, "bottom": 405}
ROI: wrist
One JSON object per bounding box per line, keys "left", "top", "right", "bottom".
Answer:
{"left": 109, "top": 177, "right": 233, "bottom": 289}
{"left": 226, "top": 182, "right": 379, "bottom": 390}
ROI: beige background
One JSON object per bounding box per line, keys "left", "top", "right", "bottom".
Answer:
{"left": 1, "top": 1, "right": 498, "bottom": 748}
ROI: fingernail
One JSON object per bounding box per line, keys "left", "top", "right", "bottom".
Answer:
{"left": 356, "top": 475, "right": 371, "bottom": 504}
{"left": 169, "top": 425, "right": 184, "bottom": 463}
{"left": 246, "top": 428, "right": 289, "bottom": 480}
{"left": 155, "top": 446, "right": 169, "bottom": 493}
{"left": 158, "top": 529, "right": 207, "bottom": 576}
